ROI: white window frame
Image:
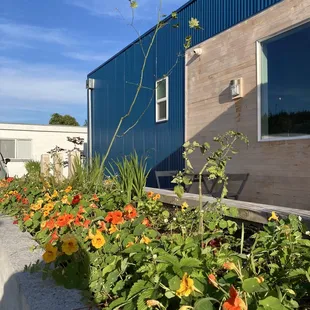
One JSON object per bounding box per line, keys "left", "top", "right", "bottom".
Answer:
{"left": 257, "top": 19, "right": 310, "bottom": 142}
{"left": 155, "top": 77, "right": 169, "bottom": 123}
{"left": 0, "top": 138, "right": 32, "bottom": 160}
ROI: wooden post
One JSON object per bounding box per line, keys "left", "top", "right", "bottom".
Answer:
{"left": 53, "top": 152, "right": 63, "bottom": 182}
{"left": 40, "top": 154, "right": 50, "bottom": 177}
{"left": 68, "top": 150, "right": 80, "bottom": 178}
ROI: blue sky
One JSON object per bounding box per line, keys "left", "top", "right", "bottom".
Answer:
{"left": 0, "top": 0, "right": 186, "bottom": 125}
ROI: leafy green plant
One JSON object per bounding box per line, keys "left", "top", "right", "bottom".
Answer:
{"left": 69, "top": 155, "right": 105, "bottom": 193}
{"left": 111, "top": 152, "right": 150, "bottom": 202}
{"left": 25, "top": 160, "right": 41, "bottom": 176}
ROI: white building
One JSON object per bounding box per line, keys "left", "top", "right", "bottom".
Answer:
{"left": 0, "top": 123, "right": 87, "bottom": 177}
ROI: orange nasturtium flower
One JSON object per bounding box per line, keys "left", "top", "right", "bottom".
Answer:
{"left": 91, "top": 230, "right": 105, "bottom": 249}
{"left": 61, "top": 234, "right": 79, "bottom": 255}
{"left": 92, "top": 194, "right": 99, "bottom": 202}
{"left": 208, "top": 274, "right": 218, "bottom": 288}
{"left": 23, "top": 214, "right": 31, "bottom": 222}
{"left": 42, "top": 243, "right": 57, "bottom": 263}
{"left": 176, "top": 273, "right": 196, "bottom": 297}
{"left": 268, "top": 211, "right": 279, "bottom": 222}
{"left": 153, "top": 193, "right": 161, "bottom": 201}
{"left": 147, "top": 191, "right": 154, "bottom": 198}
{"left": 49, "top": 231, "right": 59, "bottom": 243}
{"left": 97, "top": 221, "right": 107, "bottom": 232}
{"left": 142, "top": 218, "right": 151, "bottom": 227}
{"left": 223, "top": 262, "right": 237, "bottom": 271}
{"left": 46, "top": 218, "right": 55, "bottom": 230}
{"left": 105, "top": 211, "right": 124, "bottom": 225}
{"left": 124, "top": 204, "right": 138, "bottom": 219}
{"left": 126, "top": 241, "right": 134, "bottom": 248}
{"left": 222, "top": 286, "right": 247, "bottom": 310}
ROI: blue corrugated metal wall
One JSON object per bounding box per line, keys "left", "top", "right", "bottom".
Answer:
{"left": 88, "top": 0, "right": 283, "bottom": 187}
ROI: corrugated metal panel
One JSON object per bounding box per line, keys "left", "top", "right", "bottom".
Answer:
{"left": 89, "top": 0, "right": 283, "bottom": 187}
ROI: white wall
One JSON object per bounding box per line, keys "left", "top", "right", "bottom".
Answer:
{"left": 0, "top": 123, "right": 87, "bottom": 177}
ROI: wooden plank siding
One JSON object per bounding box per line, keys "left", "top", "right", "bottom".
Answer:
{"left": 185, "top": 0, "right": 310, "bottom": 210}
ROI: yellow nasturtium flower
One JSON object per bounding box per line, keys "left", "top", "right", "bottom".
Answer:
{"left": 42, "top": 243, "right": 57, "bottom": 263}
{"left": 91, "top": 230, "right": 105, "bottom": 249}
{"left": 109, "top": 224, "right": 118, "bottom": 234}
{"left": 176, "top": 273, "right": 195, "bottom": 297}
{"left": 51, "top": 190, "right": 59, "bottom": 198}
{"left": 64, "top": 186, "right": 72, "bottom": 193}
{"left": 140, "top": 235, "right": 151, "bottom": 245}
{"left": 268, "top": 211, "right": 279, "bottom": 222}
{"left": 61, "top": 234, "right": 79, "bottom": 255}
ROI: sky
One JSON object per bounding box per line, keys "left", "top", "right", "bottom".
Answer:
{"left": 0, "top": 0, "right": 186, "bottom": 125}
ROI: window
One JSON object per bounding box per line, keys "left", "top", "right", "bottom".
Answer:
{"left": 258, "top": 21, "right": 310, "bottom": 141}
{"left": 0, "top": 139, "right": 32, "bottom": 159}
{"left": 156, "top": 77, "right": 168, "bottom": 122}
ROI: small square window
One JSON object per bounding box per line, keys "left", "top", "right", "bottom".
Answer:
{"left": 16, "top": 140, "right": 32, "bottom": 159}
{"left": 156, "top": 77, "right": 168, "bottom": 122}
{"left": 0, "top": 140, "right": 15, "bottom": 158}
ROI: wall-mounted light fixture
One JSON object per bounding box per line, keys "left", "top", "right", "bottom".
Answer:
{"left": 193, "top": 48, "right": 203, "bottom": 56}
{"left": 86, "top": 78, "right": 95, "bottom": 89}
{"left": 230, "top": 78, "right": 243, "bottom": 100}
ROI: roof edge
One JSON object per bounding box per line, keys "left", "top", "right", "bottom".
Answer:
{"left": 87, "top": 0, "right": 196, "bottom": 77}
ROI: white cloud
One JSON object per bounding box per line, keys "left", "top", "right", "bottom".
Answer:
{"left": 0, "top": 58, "right": 85, "bottom": 105}
{"left": 63, "top": 51, "right": 112, "bottom": 62}
{"left": 0, "top": 21, "right": 76, "bottom": 46}
{"left": 65, "top": 0, "right": 185, "bottom": 20}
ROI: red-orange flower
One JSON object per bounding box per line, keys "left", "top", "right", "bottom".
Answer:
{"left": 56, "top": 214, "right": 74, "bottom": 227}
{"left": 124, "top": 204, "right": 137, "bottom": 219}
{"left": 83, "top": 219, "right": 91, "bottom": 228}
{"left": 208, "top": 274, "right": 218, "bottom": 288}
{"left": 105, "top": 211, "right": 124, "bottom": 225}
{"left": 6, "top": 177, "right": 14, "bottom": 183}
{"left": 147, "top": 191, "right": 154, "bottom": 198}
{"left": 15, "top": 194, "right": 22, "bottom": 202}
{"left": 46, "top": 218, "right": 56, "bottom": 230}
{"left": 49, "top": 231, "right": 59, "bottom": 243}
{"left": 72, "top": 194, "right": 81, "bottom": 205}
{"left": 142, "top": 218, "right": 151, "bottom": 227}
{"left": 23, "top": 214, "right": 30, "bottom": 222}
{"left": 92, "top": 194, "right": 99, "bottom": 202}
{"left": 223, "top": 286, "right": 247, "bottom": 310}
{"left": 22, "top": 198, "right": 29, "bottom": 205}
{"left": 98, "top": 221, "right": 107, "bottom": 232}
{"left": 78, "top": 206, "right": 86, "bottom": 213}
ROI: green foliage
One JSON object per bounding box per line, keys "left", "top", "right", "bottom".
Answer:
{"left": 25, "top": 160, "right": 41, "bottom": 176}
{"left": 49, "top": 113, "right": 79, "bottom": 126}
{"left": 1, "top": 131, "right": 310, "bottom": 310}
{"left": 69, "top": 155, "right": 105, "bottom": 193}
{"left": 111, "top": 152, "right": 149, "bottom": 202}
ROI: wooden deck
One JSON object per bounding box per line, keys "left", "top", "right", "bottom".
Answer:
{"left": 145, "top": 187, "right": 310, "bottom": 226}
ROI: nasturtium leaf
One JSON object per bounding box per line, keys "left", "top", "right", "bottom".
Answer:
{"left": 194, "top": 298, "right": 214, "bottom": 310}
{"left": 133, "top": 224, "right": 146, "bottom": 236}
{"left": 169, "top": 275, "right": 181, "bottom": 291}
{"left": 242, "top": 278, "right": 267, "bottom": 293}
{"left": 259, "top": 296, "right": 287, "bottom": 310}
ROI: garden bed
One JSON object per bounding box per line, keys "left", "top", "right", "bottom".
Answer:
{"left": 0, "top": 214, "right": 85, "bottom": 310}
{"left": 1, "top": 165, "right": 310, "bottom": 310}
